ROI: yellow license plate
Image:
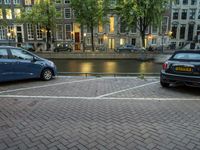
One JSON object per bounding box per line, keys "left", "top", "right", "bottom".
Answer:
{"left": 175, "top": 67, "right": 192, "bottom": 72}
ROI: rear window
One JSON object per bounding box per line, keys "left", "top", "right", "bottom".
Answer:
{"left": 172, "top": 53, "right": 200, "bottom": 60}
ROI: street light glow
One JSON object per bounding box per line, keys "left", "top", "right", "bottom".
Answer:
{"left": 7, "top": 32, "right": 11, "bottom": 37}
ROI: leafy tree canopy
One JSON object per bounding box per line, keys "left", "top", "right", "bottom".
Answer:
{"left": 17, "top": 0, "right": 58, "bottom": 30}
{"left": 116, "top": 0, "right": 169, "bottom": 47}
{"left": 70, "top": 0, "right": 110, "bottom": 27}
{"left": 70, "top": 0, "right": 110, "bottom": 51}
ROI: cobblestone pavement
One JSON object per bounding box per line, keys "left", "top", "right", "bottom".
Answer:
{"left": 0, "top": 77, "right": 200, "bottom": 150}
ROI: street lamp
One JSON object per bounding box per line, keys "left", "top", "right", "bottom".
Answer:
{"left": 83, "top": 33, "right": 86, "bottom": 51}
{"left": 7, "top": 32, "right": 11, "bottom": 46}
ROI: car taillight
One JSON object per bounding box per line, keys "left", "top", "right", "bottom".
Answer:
{"left": 162, "top": 62, "right": 168, "bottom": 70}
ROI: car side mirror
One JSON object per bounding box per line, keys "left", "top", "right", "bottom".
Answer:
{"left": 32, "top": 56, "right": 38, "bottom": 62}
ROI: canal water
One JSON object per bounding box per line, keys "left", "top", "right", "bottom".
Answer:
{"left": 51, "top": 59, "right": 162, "bottom": 75}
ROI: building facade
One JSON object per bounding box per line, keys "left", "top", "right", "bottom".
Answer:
{"left": 171, "top": 0, "right": 200, "bottom": 49}
{"left": 0, "top": 0, "right": 74, "bottom": 51}
{"left": 83, "top": 2, "right": 171, "bottom": 52}
{"left": 0, "top": 0, "right": 171, "bottom": 51}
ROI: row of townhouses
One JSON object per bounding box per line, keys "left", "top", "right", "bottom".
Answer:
{"left": 0, "top": 0, "right": 199, "bottom": 51}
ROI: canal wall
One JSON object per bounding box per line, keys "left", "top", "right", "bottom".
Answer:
{"left": 36, "top": 52, "right": 171, "bottom": 61}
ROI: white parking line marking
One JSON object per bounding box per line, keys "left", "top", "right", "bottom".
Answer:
{"left": 0, "top": 95, "right": 199, "bottom": 101}
{"left": 96, "top": 81, "right": 159, "bottom": 98}
{"left": 0, "top": 78, "right": 101, "bottom": 94}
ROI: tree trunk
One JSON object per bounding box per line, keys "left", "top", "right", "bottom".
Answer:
{"left": 141, "top": 32, "right": 145, "bottom": 48}
{"left": 90, "top": 26, "right": 95, "bottom": 52}
{"left": 46, "top": 27, "right": 51, "bottom": 51}
{"left": 80, "top": 24, "right": 85, "bottom": 52}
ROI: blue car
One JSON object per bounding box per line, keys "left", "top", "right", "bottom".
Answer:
{"left": 0, "top": 46, "right": 57, "bottom": 82}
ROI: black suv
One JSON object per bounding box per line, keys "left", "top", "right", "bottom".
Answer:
{"left": 54, "top": 43, "right": 72, "bottom": 52}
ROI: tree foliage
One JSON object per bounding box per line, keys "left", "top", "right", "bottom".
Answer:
{"left": 17, "top": 0, "right": 58, "bottom": 50}
{"left": 70, "top": 0, "right": 109, "bottom": 51}
{"left": 116, "top": 0, "right": 169, "bottom": 47}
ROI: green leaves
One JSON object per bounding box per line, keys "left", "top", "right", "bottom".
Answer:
{"left": 116, "top": 0, "right": 169, "bottom": 47}
{"left": 16, "top": 0, "right": 57, "bottom": 29}
{"left": 70, "top": 0, "right": 109, "bottom": 27}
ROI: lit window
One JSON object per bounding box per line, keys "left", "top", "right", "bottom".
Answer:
{"left": 0, "top": 9, "right": 3, "bottom": 19}
{"left": 0, "top": 26, "right": 6, "bottom": 40}
{"left": 13, "top": 0, "right": 20, "bottom": 4}
{"left": 7, "top": 26, "right": 15, "bottom": 39}
{"left": 109, "top": 16, "right": 114, "bottom": 33}
{"left": 14, "top": 9, "right": 21, "bottom": 18}
{"left": 34, "top": 0, "right": 40, "bottom": 4}
{"left": 120, "top": 38, "right": 125, "bottom": 45}
{"left": 171, "top": 24, "right": 178, "bottom": 39}
{"left": 6, "top": 9, "right": 12, "bottom": 19}
{"left": 64, "top": 8, "right": 71, "bottom": 19}
{"left": 98, "top": 21, "right": 103, "bottom": 33}
{"left": 27, "top": 24, "right": 34, "bottom": 40}
{"left": 4, "top": 0, "right": 11, "bottom": 4}
{"left": 56, "top": 24, "right": 63, "bottom": 40}
{"left": 25, "top": 0, "right": 31, "bottom": 5}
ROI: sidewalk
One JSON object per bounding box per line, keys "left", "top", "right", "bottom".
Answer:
{"left": 0, "top": 77, "right": 200, "bottom": 150}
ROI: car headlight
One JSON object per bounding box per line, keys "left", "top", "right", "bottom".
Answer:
{"left": 48, "top": 61, "right": 55, "bottom": 67}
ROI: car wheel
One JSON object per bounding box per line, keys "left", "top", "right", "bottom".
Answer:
{"left": 41, "top": 68, "right": 53, "bottom": 81}
{"left": 160, "top": 80, "right": 170, "bottom": 88}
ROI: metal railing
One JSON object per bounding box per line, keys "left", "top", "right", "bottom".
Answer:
{"left": 58, "top": 72, "right": 160, "bottom": 77}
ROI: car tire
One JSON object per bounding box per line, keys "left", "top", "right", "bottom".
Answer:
{"left": 41, "top": 68, "right": 53, "bottom": 81}
{"left": 160, "top": 80, "right": 170, "bottom": 88}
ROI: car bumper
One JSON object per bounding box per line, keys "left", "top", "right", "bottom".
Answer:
{"left": 160, "top": 70, "right": 200, "bottom": 87}
{"left": 52, "top": 66, "right": 57, "bottom": 76}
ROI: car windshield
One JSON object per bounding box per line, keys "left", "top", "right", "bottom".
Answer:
{"left": 172, "top": 52, "right": 200, "bottom": 60}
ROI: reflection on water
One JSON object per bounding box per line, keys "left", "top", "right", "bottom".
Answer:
{"left": 51, "top": 59, "right": 162, "bottom": 74}
{"left": 80, "top": 62, "right": 93, "bottom": 73}
{"left": 103, "top": 61, "right": 117, "bottom": 73}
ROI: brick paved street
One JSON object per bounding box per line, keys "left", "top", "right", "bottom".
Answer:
{"left": 0, "top": 77, "right": 200, "bottom": 150}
